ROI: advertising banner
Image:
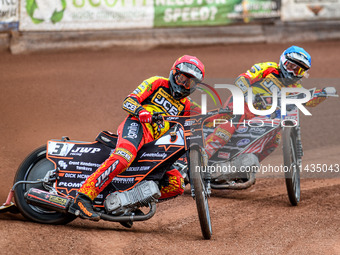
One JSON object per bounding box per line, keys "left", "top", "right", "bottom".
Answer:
{"left": 19, "top": 0, "right": 154, "bottom": 31}
{"left": 19, "top": 0, "right": 280, "bottom": 31}
{"left": 154, "top": 0, "right": 280, "bottom": 27}
{"left": 281, "top": 0, "right": 340, "bottom": 21}
{"left": 0, "top": 0, "right": 19, "bottom": 30}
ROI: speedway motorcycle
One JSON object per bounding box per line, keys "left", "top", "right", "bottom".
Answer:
{"left": 202, "top": 87, "right": 338, "bottom": 206}
{"left": 0, "top": 111, "right": 229, "bottom": 240}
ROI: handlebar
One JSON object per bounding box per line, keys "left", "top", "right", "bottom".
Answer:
{"left": 152, "top": 112, "right": 165, "bottom": 122}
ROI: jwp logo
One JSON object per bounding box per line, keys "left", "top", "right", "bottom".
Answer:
{"left": 201, "top": 84, "right": 312, "bottom": 116}
{"left": 95, "top": 160, "right": 119, "bottom": 188}
{"left": 26, "top": 0, "right": 66, "bottom": 24}
{"left": 70, "top": 147, "right": 101, "bottom": 154}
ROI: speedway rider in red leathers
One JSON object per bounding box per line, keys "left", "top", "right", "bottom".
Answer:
{"left": 68, "top": 55, "right": 205, "bottom": 220}
{"left": 205, "top": 46, "right": 336, "bottom": 170}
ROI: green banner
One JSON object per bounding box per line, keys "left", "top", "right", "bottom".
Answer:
{"left": 154, "top": 0, "right": 280, "bottom": 27}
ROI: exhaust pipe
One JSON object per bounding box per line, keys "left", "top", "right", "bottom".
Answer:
{"left": 25, "top": 188, "right": 71, "bottom": 213}
{"left": 210, "top": 173, "right": 256, "bottom": 190}
{"left": 25, "top": 188, "right": 157, "bottom": 223}
{"left": 99, "top": 202, "right": 157, "bottom": 222}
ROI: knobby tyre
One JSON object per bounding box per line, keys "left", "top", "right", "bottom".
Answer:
{"left": 13, "top": 145, "right": 76, "bottom": 224}
{"left": 190, "top": 149, "right": 212, "bottom": 240}
{"left": 282, "top": 127, "right": 301, "bottom": 206}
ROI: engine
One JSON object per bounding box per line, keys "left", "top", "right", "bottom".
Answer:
{"left": 104, "top": 180, "right": 161, "bottom": 216}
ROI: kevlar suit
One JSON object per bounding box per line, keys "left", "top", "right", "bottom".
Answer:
{"left": 78, "top": 76, "right": 200, "bottom": 200}
{"left": 205, "top": 62, "right": 326, "bottom": 161}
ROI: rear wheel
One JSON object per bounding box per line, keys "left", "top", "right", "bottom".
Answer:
{"left": 14, "top": 145, "right": 76, "bottom": 224}
{"left": 282, "top": 128, "right": 301, "bottom": 206}
{"left": 189, "top": 149, "right": 212, "bottom": 240}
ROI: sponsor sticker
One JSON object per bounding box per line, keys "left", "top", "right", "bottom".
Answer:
{"left": 210, "top": 141, "right": 222, "bottom": 149}
{"left": 218, "top": 151, "right": 230, "bottom": 159}
{"left": 152, "top": 88, "right": 184, "bottom": 115}
{"left": 215, "top": 128, "right": 231, "bottom": 142}
{"left": 58, "top": 160, "right": 68, "bottom": 169}
{"left": 48, "top": 142, "right": 74, "bottom": 157}
{"left": 64, "top": 173, "right": 77, "bottom": 178}
{"left": 49, "top": 195, "right": 67, "bottom": 206}
{"left": 69, "top": 147, "right": 101, "bottom": 156}
{"left": 75, "top": 166, "right": 94, "bottom": 171}
{"left": 57, "top": 182, "right": 83, "bottom": 188}
{"left": 112, "top": 177, "right": 135, "bottom": 184}
{"left": 185, "top": 119, "right": 196, "bottom": 126}
{"left": 236, "top": 138, "right": 251, "bottom": 147}
{"left": 133, "top": 82, "right": 150, "bottom": 96}
{"left": 115, "top": 148, "right": 134, "bottom": 162}
{"left": 125, "top": 122, "right": 140, "bottom": 139}
{"left": 140, "top": 152, "right": 167, "bottom": 159}
{"left": 95, "top": 160, "right": 120, "bottom": 188}
{"left": 249, "top": 127, "right": 267, "bottom": 134}
{"left": 166, "top": 116, "right": 180, "bottom": 121}
{"left": 123, "top": 97, "right": 140, "bottom": 114}
{"left": 126, "top": 166, "right": 151, "bottom": 172}
{"left": 236, "top": 126, "right": 249, "bottom": 133}
{"left": 235, "top": 77, "right": 249, "bottom": 92}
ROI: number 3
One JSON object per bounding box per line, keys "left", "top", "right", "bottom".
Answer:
{"left": 53, "top": 143, "right": 64, "bottom": 155}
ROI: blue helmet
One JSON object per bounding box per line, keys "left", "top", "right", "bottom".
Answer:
{"left": 279, "top": 46, "right": 311, "bottom": 85}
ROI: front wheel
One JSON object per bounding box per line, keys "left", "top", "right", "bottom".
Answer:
{"left": 189, "top": 149, "right": 212, "bottom": 240}
{"left": 282, "top": 127, "right": 301, "bottom": 206}
{"left": 13, "top": 145, "right": 76, "bottom": 224}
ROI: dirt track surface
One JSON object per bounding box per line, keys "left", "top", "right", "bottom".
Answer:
{"left": 0, "top": 41, "right": 340, "bottom": 254}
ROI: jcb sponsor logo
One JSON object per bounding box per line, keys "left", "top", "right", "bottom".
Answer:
{"left": 123, "top": 97, "right": 139, "bottom": 113}
{"left": 215, "top": 129, "right": 231, "bottom": 142}
{"left": 115, "top": 148, "right": 133, "bottom": 162}
{"left": 152, "top": 88, "right": 184, "bottom": 115}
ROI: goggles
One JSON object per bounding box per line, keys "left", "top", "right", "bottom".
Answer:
{"left": 284, "top": 60, "right": 307, "bottom": 77}
{"left": 174, "top": 72, "right": 199, "bottom": 89}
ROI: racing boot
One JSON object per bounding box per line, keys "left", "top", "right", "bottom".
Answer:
{"left": 68, "top": 193, "right": 100, "bottom": 221}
